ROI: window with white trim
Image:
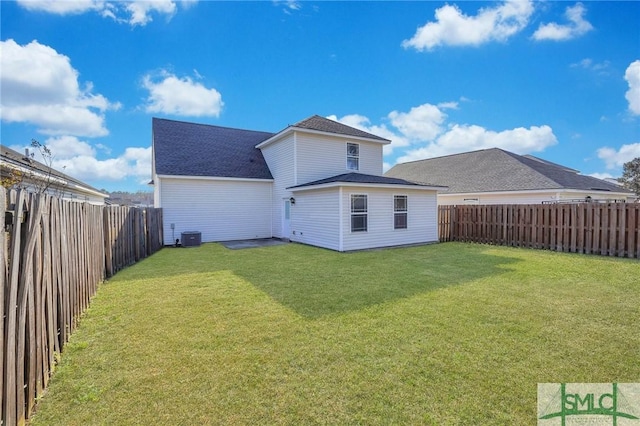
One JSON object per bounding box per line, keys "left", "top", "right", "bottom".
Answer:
{"left": 347, "top": 143, "right": 359, "bottom": 171}
{"left": 350, "top": 194, "right": 367, "bottom": 232}
{"left": 394, "top": 195, "right": 407, "bottom": 229}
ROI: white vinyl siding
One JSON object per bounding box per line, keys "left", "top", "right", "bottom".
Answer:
{"left": 295, "top": 133, "right": 382, "bottom": 183}
{"left": 290, "top": 186, "right": 438, "bottom": 252}
{"left": 340, "top": 187, "right": 438, "bottom": 251}
{"left": 260, "top": 134, "right": 296, "bottom": 238}
{"left": 289, "top": 188, "right": 341, "bottom": 251}
{"left": 439, "top": 190, "right": 634, "bottom": 205}
{"left": 159, "top": 177, "right": 272, "bottom": 244}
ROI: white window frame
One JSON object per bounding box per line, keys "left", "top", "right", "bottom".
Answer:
{"left": 350, "top": 194, "right": 367, "bottom": 232}
{"left": 346, "top": 142, "right": 359, "bottom": 171}
{"left": 394, "top": 195, "right": 408, "bottom": 230}
{"left": 463, "top": 198, "right": 479, "bottom": 205}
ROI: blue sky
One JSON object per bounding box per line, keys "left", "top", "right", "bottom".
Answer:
{"left": 1, "top": 0, "right": 639, "bottom": 192}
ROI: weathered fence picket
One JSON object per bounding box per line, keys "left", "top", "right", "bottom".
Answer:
{"left": 1, "top": 189, "right": 163, "bottom": 426}
{"left": 439, "top": 203, "right": 640, "bottom": 259}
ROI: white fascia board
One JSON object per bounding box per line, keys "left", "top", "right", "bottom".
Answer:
{"left": 290, "top": 182, "right": 445, "bottom": 192}
{"left": 156, "top": 174, "right": 274, "bottom": 183}
{"left": 3, "top": 162, "right": 107, "bottom": 198}
{"left": 256, "top": 127, "right": 390, "bottom": 149}
{"left": 65, "top": 182, "right": 109, "bottom": 198}
{"left": 442, "top": 188, "right": 631, "bottom": 197}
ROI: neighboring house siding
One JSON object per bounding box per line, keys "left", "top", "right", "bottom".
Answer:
{"left": 289, "top": 188, "right": 341, "bottom": 251}
{"left": 439, "top": 190, "right": 632, "bottom": 205}
{"left": 341, "top": 187, "right": 438, "bottom": 251}
{"left": 260, "top": 134, "right": 295, "bottom": 238}
{"left": 159, "top": 178, "right": 272, "bottom": 244}
{"left": 295, "top": 133, "right": 383, "bottom": 184}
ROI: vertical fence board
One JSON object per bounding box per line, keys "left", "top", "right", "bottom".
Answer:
{"left": 628, "top": 206, "right": 637, "bottom": 258}
{"left": 438, "top": 203, "right": 639, "bottom": 260}
{"left": 2, "top": 190, "right": 163, "bottom": 426}
{"left": 0, "top": 189, "right": 6, "bottom": 425}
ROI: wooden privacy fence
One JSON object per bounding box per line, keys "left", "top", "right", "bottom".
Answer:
{"left": 439, "top": 203, "right": 640, "bottom": 259}
{"left": 1, "top": 189, "right": 163, "bottom": 426}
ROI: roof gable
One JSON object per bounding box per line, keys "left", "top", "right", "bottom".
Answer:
{"left": 153, "top": 118, "right": 274, "bottom": 180}
{"left": 386, "top": 148, "right": 631, "bottom": 194}
{"left": 257, "top": 115, "right": 390, "bottom": 149}
{"left": 291, "top": 115, "right": 390, "bottom": 142}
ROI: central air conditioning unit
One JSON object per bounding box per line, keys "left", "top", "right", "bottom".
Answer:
{"left": 181, "top": 231, "right": 201, "bottom": 247}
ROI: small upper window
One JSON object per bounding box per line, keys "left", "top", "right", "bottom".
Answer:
{"left": 394, "top": 195, "right": 407, "bottom": 229}
{"left": 347, "top": 143, "right": 359, "bottom": 171}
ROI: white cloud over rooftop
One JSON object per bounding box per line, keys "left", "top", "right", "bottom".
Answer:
{"left": 597, "top": 143, "right": 640, "bottom": 169}
{"left": 141, "top": 71, "right": 224, "bottom": 117}
{"left": 330, "top": 101, "right": 557, "bottom": 165}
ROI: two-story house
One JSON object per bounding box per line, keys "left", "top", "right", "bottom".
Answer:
{"left": 152, "top": 115, "right": 444, "bottom": 251}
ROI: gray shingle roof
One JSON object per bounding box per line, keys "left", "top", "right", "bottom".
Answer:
{"left": 290, "top": 115, "right": 390, "bottom": 142}
{"left": 288, "top": 172, "right": 439, "bottom": 189}
{"left": 385, "top": 148, "right": 632, "bottom": 194}
{"left": 153, "top": 118, "right": 274, "bottom": 179}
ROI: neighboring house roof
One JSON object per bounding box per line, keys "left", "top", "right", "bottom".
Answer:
{"left": 288, "top": 172, "right": 446, "bottom": 191}
{"left": 1, "top": 144, "right": 108, "bottom": 199}
{"left": 385, "top": 148, "right": 633, "bottom": 195}
{"left": 256, "top": 115, "right": 390, "bottom": 149}
{"left": 153, "top": 117, "right": 275, "bottom": 180}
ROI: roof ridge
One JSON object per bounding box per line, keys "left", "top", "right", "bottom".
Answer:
{"left": 501, "top": 150, "right": 585, "bottom": 188}
{"left": 289, "top": 114, "right": 390, "bottom": 142}
{"left": 152, "top": 117, "right": 274, "bottom": 135}
{"left": 395, "top": 147, "right": 505, "bottom": 165}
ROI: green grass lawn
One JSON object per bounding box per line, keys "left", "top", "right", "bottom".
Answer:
{"left": 30, "top": 242, "right": 639, "bottom": 425}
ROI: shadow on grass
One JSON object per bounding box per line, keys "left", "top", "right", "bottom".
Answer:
{"left": 115, "top": 242, "right": 521, "bottom": 319}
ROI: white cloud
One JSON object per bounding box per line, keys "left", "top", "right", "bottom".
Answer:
{"left": 571, "top": 58, "right": 610, "bottom": 75}
{"left": 597, "top": 143, "right": 640, "bottom": 169}
{"left": 126, "top": 0, "right": 176, "bottom": 26}
{"left": 0, "top": 39, "right": 119, "bottom": 137}
{"left": 330, "top": 101, "right": 557, "bottom": 165}
{"left": 16, "top": 0, "right": 105, "bottom": 15}
{"left": 388, "top": 103, "right": 447, "bottom": 141}
{"left": 397, "top": 124, "right": 557, "bottom": 163}
{"left": 402, "top": 0, "right": 533, "bottom": 51}
{"left": 589, "top": 172, "right": 614, "bottom": 180}
{"left": 532, "top": 2, "right": 593, "bottom": 41}
{"left": 44, "top": 136, "right": 96, "bottom": 157}
{"left": 16, "top": 0, "right": 193, "bottom": 26}
{"left": 437, "top": 101, "right": 459, "bottom": 110}
{"left": 624, "top": 60, "right": 640, "bottom": 115}
{"left": 327, "top": 114, "right": 409, "bottom": 156}
{"left": 142, "top": 71, "right": 223, "bottom": 117}
{"left": 11, "top": 139, "right": 152, "bottom": 183}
